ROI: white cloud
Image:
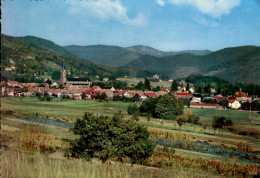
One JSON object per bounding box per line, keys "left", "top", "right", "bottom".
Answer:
{"left": 193, "top": 16, "right": 219, "bottom": 27}
{"left": 167, "top": 0, "right": 241, "bottom": 18}
{"left": 156, "top": 0, "right": 165, "bottom": 6}
{"left": 67, "top": 0, "right": 146, "bottom": 26}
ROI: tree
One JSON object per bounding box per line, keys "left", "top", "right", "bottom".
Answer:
{"left": 144, "top": 78, "right": 151, "bottom": 90}
{"left": 127, "top": 104, "right": 140, "bottom": 115}
{"left": 176, "top": 115, "right": 187, "bottom": 130}
{"left": 212, "top": 116, "right": 233, "bottom": 136}
{"left": 135, "top": 81, "right": 145, "bottom": 91}
{"left": 218, "top": 100, "right": 228, "bottom": 108}
{"left": 204, "top": 84, "right": 211, "bottom": 94}
{"left": 139, "top": 97, "right": 158, "bottom": 118}
{"left": 155, "top": 93, "right": 184, "bottom": 120}
{"left": 66, "top": 112, "right": 155, "bottom": 165}
{"left": 131, "top": 94, "right": 140, "bottom": 102}
{"left": 171, "top": 80, "right": 178, "bottom": 91}
{"left": 186, "top": 83, "right": 190, "bottom": 91}
{"left": 152, "top": 86, "right": 161, "bottom": 92}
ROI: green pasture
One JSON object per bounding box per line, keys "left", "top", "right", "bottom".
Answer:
{"left": 2, "top": 97, "right": 260, "bottom": 126}
{"left": 1, "top": 97, "right": 130, "bottom": 119}
{"left": 189, "top": 108, "right": 260, "bottom": 126}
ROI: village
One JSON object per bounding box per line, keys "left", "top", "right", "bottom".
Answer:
{"left": 1, "top": 77, "right": 257, "bottom": 111}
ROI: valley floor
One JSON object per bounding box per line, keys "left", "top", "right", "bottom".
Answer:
{"left": 1, "top": 97, "right": 260, "bottom": 177}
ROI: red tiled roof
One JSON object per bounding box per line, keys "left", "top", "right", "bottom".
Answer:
{"left": 190, "top": 103, "right": 217, "bottom": 106}
{"left": 144, "top": 92, "right": 156, "bottom": 97}
{"left": 8, "top": 81, "right": 19, "bottom": 85}
{"left": 233, "top": 92, "right": 251, "bottom": 98}
{"left": 177, "top": 92, "right": 190, "bottom": 96}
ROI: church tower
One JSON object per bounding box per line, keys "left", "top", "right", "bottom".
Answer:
{"left": 59, "top": 59, "right": 67, "bottom": 85}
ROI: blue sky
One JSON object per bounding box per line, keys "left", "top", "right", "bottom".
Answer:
{"left": 2, "top": 0, "right": 260, "bottom": 51}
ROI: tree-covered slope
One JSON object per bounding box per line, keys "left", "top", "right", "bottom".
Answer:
{"left": 64, "top": 44, "right": 211, "bottom": 66}
{"left": 126, "top": 46, "right": 260, "bottom": 84}
{"left": 17, "top": 36, "right": 75, "bottom": 57}
{"left": 1, "top": 34, "right": 153, "bottom": 82}
{"left": 64, "top": 45, "right": 141, "bottom": 66}
{"left": 127, "top": 45, "right": 211, "bottom": 57}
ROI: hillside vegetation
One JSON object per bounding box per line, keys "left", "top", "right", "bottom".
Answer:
{"left": 1, "top": 34, "right": 153, "bottom": 82}
{"left": 126, "top": 46, "right": 260, "bottom": 84}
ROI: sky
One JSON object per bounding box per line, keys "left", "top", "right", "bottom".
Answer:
{"left": 2, "top": 0, "right": 260, "bottom": 51}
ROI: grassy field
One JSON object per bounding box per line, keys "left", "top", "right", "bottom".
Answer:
{"left": 1, "top": 97, "right": 260, "bottom": 177}
{"left": 2, "top": 97, "right": 259, "bottom": 124}
{"left": 1, "top": 97, "right": 130, "bottom": 119}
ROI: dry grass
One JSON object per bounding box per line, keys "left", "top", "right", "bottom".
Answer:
{"left": 0, "top": 150, "right": 220, "bottom": 178}
{"left": 18, "top": 128, "right": 68, "bottom": 153}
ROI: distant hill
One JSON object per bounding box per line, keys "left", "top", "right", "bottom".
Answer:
{"left": 64, "top": 45, "right": 141, "bottom": 66}
{"left": 64, "top": 44, "right": 211, "bottom": 66}
{"left": 126, "top": 46, "right": 260, "bottom": 84}
{"left": 126, "top": 45, "right": 211, "bottom": 57}
{"left": 1, "top": 34, "right": 153, "bottom": 82}
{"left": 17, "top": 36, "right": 75, "bottom": 57}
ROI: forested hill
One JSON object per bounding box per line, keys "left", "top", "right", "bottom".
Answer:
{"left": 17, "top": 36, "right": 75, "bottom": 57}
{"left": 64, "top": 44, "right": 211, "bottom": 66}
{"left": 1, "top": 34, "right": 153, "bottom": 82}
{"left": 126, "top": 46, "right": 260, "bottom": 84}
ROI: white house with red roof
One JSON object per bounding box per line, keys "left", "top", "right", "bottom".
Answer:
{"left": 232, "top": 92, "right": 252, "bottom": 103}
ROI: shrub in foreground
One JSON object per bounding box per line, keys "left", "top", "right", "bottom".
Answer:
{"left": 66, "top": 112, "right": 154, "bottom": 165}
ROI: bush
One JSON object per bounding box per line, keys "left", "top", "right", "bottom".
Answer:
{"left": 66, "top": 112, "right": 155, "bottom": 165}
{"left": 127, "top": 104, "right": 140, "bottom": 115}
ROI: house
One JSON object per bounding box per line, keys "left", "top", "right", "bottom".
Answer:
{"left": 191, "top": 93, "right": 202, "bottom": 103}
{"left": 7, "top": 81, "right": 20, "bottom": 87}
{"left": 6, "top": 88, "right": 15, "bottom": 96}
{"left": 5, "top": 67, "right": 12, "bottom": 71}
{"left": 232, "top": 92, "right": 252, "bottom": 103}
{"left": 103, "top": 78, "right": 109, "bottom": 82}
{"left": 215, "top": 95, "right": 228, "bottom": 102}
{"left": 189, "top": 88, "right": 195, "bottom": 94}
{"left": 66, "top": 78, "right": 92, "bottom": 87}
{"left": 190, "top": 103, "right": 218, "bottom": 109}
{"left": 153, "top": 74, "right": 160, "bottom": 80}
{"left": 104, "top": 86, "right": 115, "bottom": 91}
{"left": 228, "top": 100, "right": 241, "bottom": 109}
{"left": 176, "top": 92, "right": 191, "bottom": 99}
{"left": 144, "top": 91, "right": 156, "bottom": 98}
{"left": 51, "top": 82, "right": 58, "bottom": 87}
{"left": 48, "top": 89, "right": 61, "bottom": 97}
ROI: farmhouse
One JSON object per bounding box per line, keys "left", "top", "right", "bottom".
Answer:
{"left": 232, "top": 92, "right": 252, "bottom": 103}
{"left": 228, "top": 99, "right": 241, "bottom": 109}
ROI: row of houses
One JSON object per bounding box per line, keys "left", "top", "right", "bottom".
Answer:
{"left": 1, "top": 81, "right": 257, "bottom": 110}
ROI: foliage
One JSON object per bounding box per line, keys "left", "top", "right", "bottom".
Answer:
{"left": 228, "top": 125, "right": 260, "bottom": 137}
{"left": 144, "top": 78, "right": 151, "bottom": 90}
{"left": 241, "top": 101, "right": 260, "bottom": 111}
{"left": 155, "top": 94, "right": 184, "bottom": 120}
{"left": 127, "top": 104, "right": 140, "bottom": 115}
{"left": 218, "top": 100, "right": 228, "bottom": 108}
{"left": 66, "top": 112, "right": 155, "bottom": 164}
{"left": 139, "top": 97, "right": 158, "bottom": 118}
{"left": 212, "top": 116, "right": 233, "bottom": 135}
{"left": 170, "top": 80, "right": 178, "bottom": 91}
